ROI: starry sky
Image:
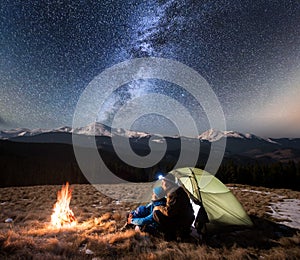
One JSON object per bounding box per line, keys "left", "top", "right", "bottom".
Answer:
{"left": 1, "top": 0, "right": 300, "bottom": 137}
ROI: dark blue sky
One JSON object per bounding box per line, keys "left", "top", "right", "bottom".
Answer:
{"left": 1, "top": 0, "right": 300, "bottom": 137}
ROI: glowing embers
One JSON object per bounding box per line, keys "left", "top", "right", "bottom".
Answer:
{"left": 51, "top": 182, "right": 77, "bottom": 228}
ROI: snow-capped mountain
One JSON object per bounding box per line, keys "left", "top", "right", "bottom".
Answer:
{"left": 73, "top": 122, "right": 112, "bottom": 137}
{"left": 74, "top": 122, "right": 151, "bottom": 138}
{"left": 0, "top": 122, "right": 152, "bottom": 141}
{"left": 0, "top": 127, "right": 49, "bottom": 139}
{"left": 0, "top": 123, "right": 298, "bottom": 150}
{"left": 0, "top": 128, "right": 31, "bottom": 139}
{"left": 197, "top": 129, "right": 278, "bottom": 144}
{"left": 0, "top": 126, "right": 73, "bottom": 140}
{"left": 198, "top": 129, "right": 254, "bottom": 141}
{"left": 0, "top": 123, "right": 300, "bottom": 164}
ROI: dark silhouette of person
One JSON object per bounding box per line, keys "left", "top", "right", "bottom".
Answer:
{"left": 153, "top": 173, "right": 194, "bottom": 241}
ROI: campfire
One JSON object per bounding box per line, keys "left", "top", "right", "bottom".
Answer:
{"left": 51, "top": 182, "right": 77, "bottom": 228}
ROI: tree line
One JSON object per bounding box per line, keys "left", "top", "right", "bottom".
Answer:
{"left": 1, "top": 141, "right": 299, "bottom": 190}
{"left": 216, "top": 160, "right": 300, "bottom": 191}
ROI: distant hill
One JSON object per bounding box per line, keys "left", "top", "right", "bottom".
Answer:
{"left": 1, "top": 123, "right": 300, "bottom": 163}
{"left": 1, "top": 123, "right": 300, "bottom": 188}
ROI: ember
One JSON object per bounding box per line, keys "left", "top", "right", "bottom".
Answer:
{"left": 51, "top": 182, "right": 77, "bottom": 228}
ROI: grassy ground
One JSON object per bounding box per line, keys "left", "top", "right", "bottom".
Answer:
{"left": 0, "top": 183, "right": 299, "bottom": 259}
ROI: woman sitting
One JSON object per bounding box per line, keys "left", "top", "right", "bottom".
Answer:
{"left": 123, "top": 186, "right": 166, "bottom": 234}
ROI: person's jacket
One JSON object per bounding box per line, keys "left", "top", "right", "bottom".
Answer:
{"left": 131, "top": 198, "right": 166, "bottom": 226}
{"left": 159, "top": 186, "right": 194, "bottom": 222}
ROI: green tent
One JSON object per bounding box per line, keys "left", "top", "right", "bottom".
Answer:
{"left": 169, "top": 167, "right": 253, "bottom": 228}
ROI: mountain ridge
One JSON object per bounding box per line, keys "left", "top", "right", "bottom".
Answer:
{"left": 1, "top": 123, "right": 300, "bottom": 164}
{"left": 0, "top": 122, "right": 297, "bottom": 142}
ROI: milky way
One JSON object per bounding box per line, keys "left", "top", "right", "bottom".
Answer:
{"left": 0, "top": 0, "right": 300, "bottom": 137}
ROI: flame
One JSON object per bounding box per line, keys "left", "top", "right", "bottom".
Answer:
{"left": 51, "top": 182, "right": 77, "bottom": 228}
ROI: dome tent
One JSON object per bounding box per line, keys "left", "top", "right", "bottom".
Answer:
{"left": 168, "top": 167, "right": 253, "bottom": 231}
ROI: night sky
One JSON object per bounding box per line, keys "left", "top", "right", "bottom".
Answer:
{"left": 1, "top": 0, "right": 300, "bottom": 137}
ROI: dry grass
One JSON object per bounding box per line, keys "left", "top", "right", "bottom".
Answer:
{"left": 0, "top": 183, "right": 299, "bottom": 259}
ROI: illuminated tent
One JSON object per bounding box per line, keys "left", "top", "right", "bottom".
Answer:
{"left": 168, "top": 167, "right": 253, "bottom": 231}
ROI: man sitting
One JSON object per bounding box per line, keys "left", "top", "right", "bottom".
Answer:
{"left": 153, "top": 174, "right": 195, "bottom": 241}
